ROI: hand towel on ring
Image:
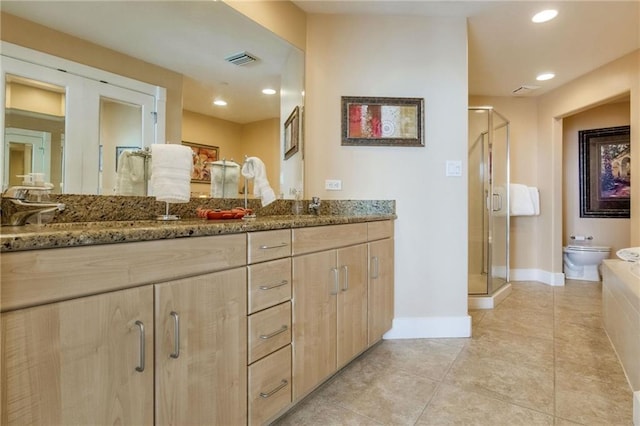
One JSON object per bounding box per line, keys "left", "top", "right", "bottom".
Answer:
{"left": 241, "top": 156, "right": 276, "bottom": 207}
{"left": 151, "top": 144, "right": 193, "bottom": 203}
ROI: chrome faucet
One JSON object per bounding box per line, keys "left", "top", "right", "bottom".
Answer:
{"left": 2, "top": 186, "right": 65, "bottom": 226}
{"left": 308, "top": 196, "right": 321, "bottom": 215}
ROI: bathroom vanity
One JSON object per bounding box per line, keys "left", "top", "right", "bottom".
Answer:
{"left": 1, "top": 211, "right": 395, "bottom": 425}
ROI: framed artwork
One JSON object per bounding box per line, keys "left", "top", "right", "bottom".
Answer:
{"left": 341, "top": 96, "right": 424, "bottom": 147}
{"left": 284, "top": 106, "right": 300, "bottom": 160}
{"left": 579, "top": 125, "right": 630, "bottom": 218}
{"left": 182, "top": 141, "right": 219, "bottom": 183}
{"left": 115, "top": 146, "right": 139, "bottom": 171}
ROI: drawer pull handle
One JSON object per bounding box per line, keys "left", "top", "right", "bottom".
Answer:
{"left": 260, "top": 379, "right": 288, "bottom": 398}
{"left": 260, "top": 325, "right": 288, "bottom": 339}
{"left": 259, "top": 280, "right": 288, "bottom": 291}
{"left": 170, "top": 311, "right": 180, "bottom": 359}
{"left": 135, "top": 320, "right": 145, "bottom": 372}
{"left": 259, "top": 243, "right": 288, "bottom": 250}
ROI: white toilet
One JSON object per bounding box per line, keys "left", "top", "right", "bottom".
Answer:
{"left": 563, "top": 244, "right": 611, "bottom": 281}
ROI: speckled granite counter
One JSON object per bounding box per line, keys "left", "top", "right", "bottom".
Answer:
{"left": 1, "top": 198, "right": 395, "bottom": 252}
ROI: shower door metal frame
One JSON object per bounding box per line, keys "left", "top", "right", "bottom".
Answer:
{"left": 469, "top": 106, "right": 510, "bottom": 294}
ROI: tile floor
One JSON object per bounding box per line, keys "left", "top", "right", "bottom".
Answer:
{"left": 273, "top": 280, "right": 634, "bottom": 425}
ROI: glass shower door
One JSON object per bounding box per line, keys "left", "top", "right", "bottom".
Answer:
{"left": 488, "top": 112, "right": 509, "bottom": 293}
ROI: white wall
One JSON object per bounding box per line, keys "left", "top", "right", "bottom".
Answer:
{"left": 306, "top": 14, "right": 470, "bottom": 337}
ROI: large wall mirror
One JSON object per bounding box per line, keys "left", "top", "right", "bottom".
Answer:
{"left": 0, "top": 1, "right": 304, "bottom": 199}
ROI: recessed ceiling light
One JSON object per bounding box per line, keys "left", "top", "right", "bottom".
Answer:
{"left": 536, "top": 72, "right": 555, "bottom": 81}
{"left": 262, "top": 88, "right": 276, "bottom": 95}
{"left": 532, "top": 9, "right": 558, "bottom": 23}
{"left": 213, "top": 99, "right": 227, "bottom": 106}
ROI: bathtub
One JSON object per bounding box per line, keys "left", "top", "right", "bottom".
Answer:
{"left": 602, "top": 259, "right": 640, "bottom": 393}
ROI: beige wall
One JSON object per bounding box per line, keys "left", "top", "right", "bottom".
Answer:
{"left": 182, "top": 111, "right": 279, "bottom": 197}
{"left": 224, "top": 0, "right": 306, "bottom": 52}
{"left": 538, "top": 50, "right": 639, "bottom": 276}
{"left": 6, "top": 83, "right": 64, "bottom": 116}
{"left": 306, "top": 13, "right": 470, "bottom": 335}
{"left": 562, "top": 101, "right": 631, "bottom": 256}
{"left": 1, "top": 12, "right": 184, "bottom": 144}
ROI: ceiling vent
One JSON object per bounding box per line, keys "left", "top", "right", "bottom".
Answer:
{"left": 224, "top": 51, "right": 258, "bottom": 66}
{"left": 512, "top": 85, "right": 540, "bottom": 96}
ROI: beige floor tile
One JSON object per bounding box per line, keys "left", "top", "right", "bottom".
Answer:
{"left": 444, "top": 346, "right": 555, "bottom": 414}
{"left": 469, "top": 309, "right": 487, "bottom": 327}
{"left": 477, "top": 305, "right": 554, "bottom": 340}
{"left": 315, "top": 355, "right": 439, "bottom": 425}
{"left": 416, "top": 383, "right": 554, "bottom": 425}
{"left": 273, "top": 391, "right": 383, "bottom": 426}
{"left": 554, "top": 417, "right": 586, "bottom": 425}
{"left": 555, "top": 368, "right": 633, "bottom": 425}
{"left": 361, "top": 338, "right": 464, "bottom": 381}
{"left": 466, "top": 328, "right": 554, "bottom": 369}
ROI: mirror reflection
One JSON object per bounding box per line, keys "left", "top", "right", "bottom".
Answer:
{"left": 1, "top": 1, "right": 304, "bottom": 199}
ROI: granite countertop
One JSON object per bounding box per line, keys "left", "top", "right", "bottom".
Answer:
{"left": 1, "top": 213, "right": 396, "bottom": 252}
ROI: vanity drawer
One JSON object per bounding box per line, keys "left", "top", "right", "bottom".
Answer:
{"left": 248, "top": 302, "right": 291, "bottom": 364}
{"left": 292, "top": 223, "right": 367, "bottom": 255}
{"left": 368, "top": 220, "right": 394, "bottom": 241}
{"left": 247, "top": 258, "right": 291, "bottom": 314}
{"left": 248, "top": 345, "right": 292, "bottom": 426}
{"left": 247, "top": 229, "right": 291, "bottom": 264}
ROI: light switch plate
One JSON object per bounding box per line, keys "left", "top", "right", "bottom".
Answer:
{"left": 325, "top": 179, "right": 342, "bottom": 190}
{"left": 446, "top": 160, "right": 462, "bottom": 177}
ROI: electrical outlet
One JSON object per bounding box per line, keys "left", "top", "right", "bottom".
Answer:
{"left": 325, "top": 179, "right": 342, "bottom": 190}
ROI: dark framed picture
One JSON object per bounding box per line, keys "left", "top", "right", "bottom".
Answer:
{"left": 284, "top": 106, "right": 300, "bottom": 160}
{"left": 579, "top": 125, "right": 630, "bottom": 218}
{"left": 182, "top": 141, "right": 219, "bottom": 183}
{"left": 341, "top": 96, "right": 424, "bottom": 147}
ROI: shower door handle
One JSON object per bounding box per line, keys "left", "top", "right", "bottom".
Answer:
{"left": 492, "top": 193, "right": 502, "bottom": 212}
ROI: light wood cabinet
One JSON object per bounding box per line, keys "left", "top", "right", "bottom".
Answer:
{"left": 368, "top": 238, "right": 394, "bottom": 345}
{"left": 155, "top": 267, "right": 247, "bottom": 426}
{"left": 291, "top": 223, "right": 369, "bottom": 400}
{"left": 1, "top": 286, "right": 154, "bottom": 425}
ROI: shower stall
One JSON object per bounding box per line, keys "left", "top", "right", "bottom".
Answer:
{"left": 468, "top": 107, "right": 510, "bottom": 300}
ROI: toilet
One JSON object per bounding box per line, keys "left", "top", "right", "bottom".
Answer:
{"left": 563, "top": 244, "right": 611, "bottom": 281}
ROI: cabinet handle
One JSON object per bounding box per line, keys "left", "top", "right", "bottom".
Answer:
{"left": 170, "top": 311, "right": 180, "bottom": 359}
{"left": 330, "top": 268, "right": 339, "bottom": 295}
{"left": 259, "top": 325, "right": 288, "bottom": 339}
{"left": 135, "top": 320, "right": 145, "bottom": 372}
{"left": 372, "top": 256, "right": 379, "bottom": 279}
{"left": 259, "top": 280, "right": 288, "bottom": 291}
{"left": 341, "top": 265, "right": 349, "bottom": 291}
{"left": 259, "top": 243, "right": 288, "bottom": 250}
{"left": 260, "top": 379, "right": 288, "bottom": 398}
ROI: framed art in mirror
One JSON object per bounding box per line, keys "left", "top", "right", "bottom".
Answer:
{"left": 284, "top": 106, "right": 300, "bottom": 160}
{"left": 579, "top": 125, "right": 630, "bottom": 218}
{"left": 182, "top": 141, "right": 219, "bottom": 183}
{"left": 341, "top": 96, "right": 424, "bottom": 147}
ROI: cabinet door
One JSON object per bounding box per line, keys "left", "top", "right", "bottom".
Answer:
{"left": 1, "top": 286, "right": 154, "bottom": 425}
{"left": 368, "top": 238, "right": 395, "bottom": 345}
{"left": 336, "top": 244, "right": 369, "bottom": 368}
{"left": 292, "top": 250, "right": 337, "bottom": 400}
{"left": 155, "top": 267, "right": 247, "bottom": 426}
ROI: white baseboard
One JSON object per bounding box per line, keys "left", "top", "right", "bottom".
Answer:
{"left": 511, "top": 268, "right": 565, "bottom": 286}
{"left": 383, "top": 315, "right": 472, "bottom": 339}
{"left": 469, "top": 283, "right": 512, "bottom": 309}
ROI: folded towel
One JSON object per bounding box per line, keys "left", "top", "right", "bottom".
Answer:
{"left": 115, "top": 150, "right": 147, "bottom": 196}
{"left": 210, "top": 161, "right": 240, "bottom": 198}
{"left": 241, "top": 156, "right": 276, "bottom": 207}
{"left": 151, "top": 144, "right": 193, "bottom": 203}
{"left": 510, "top": 183, "right": 539, "bottom": 216}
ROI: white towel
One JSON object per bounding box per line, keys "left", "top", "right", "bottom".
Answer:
{"left": 241, "top": 156, "right": 276, "bottom": 207}
{"left": 210, "top": 161, "right": 240, "bottom": 198}
{"left": 115, "top": 151, "right": 146, "bottom": 196}
{"left": 509, "top": 183, "right": 539, "bottom": 216}
{"left": 151, "top": 144, "right": 192, "bottom": 203}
